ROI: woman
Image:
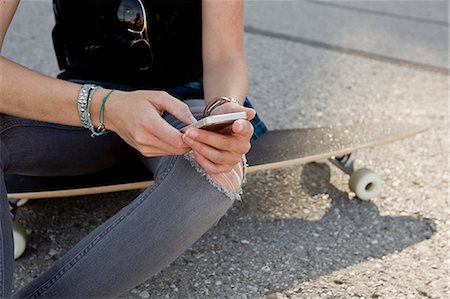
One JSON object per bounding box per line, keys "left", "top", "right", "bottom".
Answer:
{"left": 0, "top": 0, "right": 267, "bottom": 297}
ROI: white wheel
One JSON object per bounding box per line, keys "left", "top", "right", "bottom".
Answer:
{"left": 349, "top": 168, "right": 382, "bottom": 200}
{"left": 16, "top": 198, "right": 29, "bottom": 207}
{"left": 8, "top": 197, "right": 28, "bottom": 207}
{"left": 13, "top": 221, "right": 27, "bottom": 260}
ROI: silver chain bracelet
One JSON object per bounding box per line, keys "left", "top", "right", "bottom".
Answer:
{"left": 77, "top": 84, "right": 105, "bottom": 137}
{"left": 77, "top": 84, "right": 96, "bottom": 128}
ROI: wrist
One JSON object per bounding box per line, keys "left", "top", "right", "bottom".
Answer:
{"left": 90, "top": 88, "right": 109, "bottom": 129}
{"left": 97, "top": 90, "right": 127, "bottom": 131}
{"left": 203, "top": 96, "right": 241, "bottom": 117}
{"left": 92, "top": 88, "right": 124, "bottom": 133}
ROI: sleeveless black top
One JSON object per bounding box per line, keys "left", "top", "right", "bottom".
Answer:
{"left": 52, "top": 0, "right": 203, "bottom": 88}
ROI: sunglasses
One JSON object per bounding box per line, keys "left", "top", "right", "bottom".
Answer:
{"left": 117, "top": 0, "right": 154, "bottom": 70}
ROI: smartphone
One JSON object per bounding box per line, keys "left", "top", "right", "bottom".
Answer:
{"left": 180, "top": 112, "right": 247, "bottom": 133}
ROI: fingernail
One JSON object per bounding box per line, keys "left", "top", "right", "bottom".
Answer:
{"left": 187, "top": 129, "right": 198, "bottom": 139}
{"left": 183, "top": 135, "right": 194, "bottom": 145}
{"left": 190, "top": 115, "right": 197, "bottom": 124}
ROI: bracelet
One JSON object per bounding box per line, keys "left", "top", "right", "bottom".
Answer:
{"left": 77, "top": 84, "right": 112, "bottom": 138}
{"left": 95, "top": 89, "right": 115, "bottom": 136}
{"left": 85, "top": 86, "right": 103, "bottom": 137}
{"left": 77, "top": 84, "right": 96, "bottom": 128}
{"left": 203, "top": 97, "right": 241, "bottom": 117}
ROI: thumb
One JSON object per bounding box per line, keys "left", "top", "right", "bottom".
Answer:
{"left": 156, "top": 95, "right": 197, "bottom": 125}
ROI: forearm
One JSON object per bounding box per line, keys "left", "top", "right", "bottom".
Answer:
{"left": 202, "top": 56, "right": 248, "bottom": 107}
{"left": 0, "top": 56, "right": 107, "bottom": 128}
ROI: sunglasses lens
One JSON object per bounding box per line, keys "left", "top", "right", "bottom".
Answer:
{"left": 129, "top": 40, "right": 153, "bottom": 69}
{"left": 117, "top": 0, "right": 145, "bottom": 31}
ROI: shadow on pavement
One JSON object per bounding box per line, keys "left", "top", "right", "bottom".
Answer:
{"left": 12, "top": 163, "right": 436, "bottom": 296}
{"left": 175, "top": 162, "right": 436, "bottom": 294}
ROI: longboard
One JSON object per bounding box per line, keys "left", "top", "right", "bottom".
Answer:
{"left": 6, "top": 123, "right": 427, "bottom": 260}
{"left": 6, "top": 123, "right": 427, "bottom": 200}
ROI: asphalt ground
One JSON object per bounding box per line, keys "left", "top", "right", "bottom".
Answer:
{"left": 2, "top": 0, "right": 449, "bottom": 298}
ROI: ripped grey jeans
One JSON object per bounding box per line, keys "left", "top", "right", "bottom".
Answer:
{"left": 0, "top": 99, "right": 241, "bottom": 298}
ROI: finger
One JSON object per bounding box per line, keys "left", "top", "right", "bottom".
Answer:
{"left": 192, "top": 151, "right": 235, "bottom": 174}
{"left": 232, "top": 119, "right": 254, "bottom": 137}
{"left": 154, "top": 93, "right": 197, "bottom": 125}
{"left": 243, "top": 107, "right": 256, "bottom": 121}
{"left": 133, "top": 133, "right": 180, "bottom": 154}
{"left": 183, "top": 134, "right": 242, "bottom": 165}
{"left": 137, "top": 134, "right": 190, "bottom": 156}
{"left": 184, "top": 127, "right": 250, "bottom": 154}
{"left": 219, "top": 119, "right": 254, "bottom": 137}
{"left": 145, "top": 114, "right": 192, "bottom": 152}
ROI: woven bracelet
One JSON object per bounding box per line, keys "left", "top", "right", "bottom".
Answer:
{"left": 94, "top": 89, "right": 115, "bottom": 137}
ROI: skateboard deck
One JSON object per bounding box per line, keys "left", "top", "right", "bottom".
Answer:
{"left": 6, "top": 123, "right": 427, "bottom": 200}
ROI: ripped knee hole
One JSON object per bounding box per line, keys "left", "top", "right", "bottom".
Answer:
{"left": 208, "top": 160, "right": 245, "bottom": 193}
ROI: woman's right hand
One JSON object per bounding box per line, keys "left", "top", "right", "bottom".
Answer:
{"left": 101, "top": 89, "right": 197, "bottom": 157}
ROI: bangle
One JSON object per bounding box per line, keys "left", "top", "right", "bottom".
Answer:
{"left": 77, "top": 84, "right": 96, "bottom": 128}
{"left": 85, "top": 86, "right": 103, "bottom": 137}
{"left": 79, "top": 85, "right": 101, "bottom": 129}
{"left": 203, "top": 97, "right": 241, "bottom": 117}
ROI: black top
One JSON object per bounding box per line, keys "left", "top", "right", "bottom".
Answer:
{"left": 52, "top": 0, "right": 203, "bottom": 88}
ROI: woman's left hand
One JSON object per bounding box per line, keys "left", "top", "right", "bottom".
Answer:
{"left": 182, "top": 102, "right": 255, "bottom": 174}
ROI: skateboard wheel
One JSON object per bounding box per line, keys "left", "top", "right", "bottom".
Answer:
{"left": 16, "top": 198, "right": 29, "bottom": 207}
{"left": 13, "top": 220, "right": 27, "bottom": 260}
{"left": 349, "top": 168, "right": 382, "bottom": 200}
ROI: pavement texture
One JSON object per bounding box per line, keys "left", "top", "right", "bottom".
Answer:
{"left": 2, "top": 0, "right": 449, "bottom": 298}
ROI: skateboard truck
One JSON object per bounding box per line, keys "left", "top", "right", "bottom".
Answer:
{"left": 330, "top": 151, "right": 358, "bottom": 175}
{"left": 329, "top": 151, "right": 382, "bottom": 201}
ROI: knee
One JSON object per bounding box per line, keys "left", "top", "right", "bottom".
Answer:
{"left": 183, "top": 151, "right": 246, "bottom": 201}
{"left": 208, "top": 160, "right": 245, "bottom": 193}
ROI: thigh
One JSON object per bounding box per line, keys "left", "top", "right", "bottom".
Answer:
{"left": 0, "top": 114, "right": 137, "bottom": 176}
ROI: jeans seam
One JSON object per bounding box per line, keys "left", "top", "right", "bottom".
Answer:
{"left": 27, "top": 155, "right": 180, "bottom": 298}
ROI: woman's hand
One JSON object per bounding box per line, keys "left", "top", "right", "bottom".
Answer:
{"left": 104, "top": 89, "right": 197, "bottom": 157}
{"left": 182, "top": 102, "right": 255, "bottom": 174}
